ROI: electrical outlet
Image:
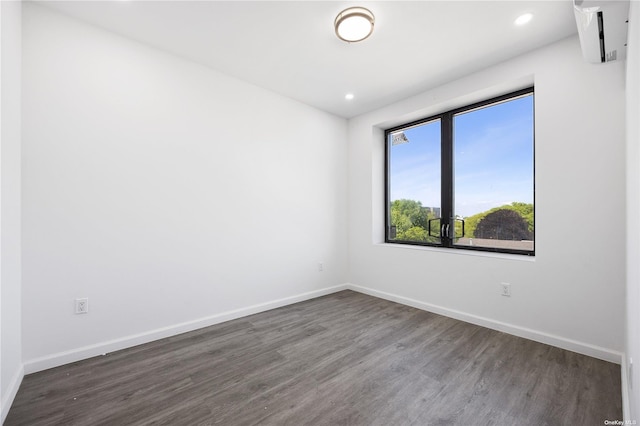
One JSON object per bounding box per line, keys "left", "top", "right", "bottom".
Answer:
{"left": 75, "top": 298, "right": 89, "bottom": 314}
{"left": 500, "top": 283, "right": 511, "bottom": 297}
{"left": 318, "top": 262, "right": 324, "bottom": 272}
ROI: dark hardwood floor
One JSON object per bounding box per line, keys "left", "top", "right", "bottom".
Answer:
{"left": 6, "top": 290, "right": 621, "bottom": 425}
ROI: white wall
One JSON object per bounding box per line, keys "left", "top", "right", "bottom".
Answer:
{"left": 14, "top": 0, "right": 633, "bottom": 413}
{"left": 348, "top": 35, "right": 626, "bottom": 362}
{"left": 21, "top": 3, "right": 348, "bottom": 371}
{"left": 0, "top": 0, "right": 23, "bottom": 422}
{"left": 625, "top": 0, "right": 640, "bottom": 420}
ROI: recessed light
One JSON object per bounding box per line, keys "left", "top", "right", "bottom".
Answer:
{"left": 345, "top": 93, "right": 355, "bottom": 100}
{"left": 515, "top": 13, "right": 533, "bottom": 26}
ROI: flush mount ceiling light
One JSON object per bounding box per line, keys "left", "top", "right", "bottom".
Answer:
{"left": 334, "top": 7, "right": 375, "bottom": 42}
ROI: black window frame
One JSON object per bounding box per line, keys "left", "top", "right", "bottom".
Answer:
{"left": 384, "top": 87, "right": 535, "bottom": 256}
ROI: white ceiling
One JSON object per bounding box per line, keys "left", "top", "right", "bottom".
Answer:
{"left": 36, "top": 1, "right": 578, "bottom": 118}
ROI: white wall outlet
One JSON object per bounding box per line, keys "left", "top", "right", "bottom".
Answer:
{"left": 500, "top": 283, "right": 511, "bottom": 297}
{"left": 318, "top": 262, "right": 324, "bottom": 272}
{"left": 75, "top": 297, "right": 89, "bottom": 314}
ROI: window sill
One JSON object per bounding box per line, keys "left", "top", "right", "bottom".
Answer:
{"left": 375, "top": 242, "right": 535, "bottom": 262}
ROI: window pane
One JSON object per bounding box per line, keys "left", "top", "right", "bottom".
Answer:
{"left": 453, "top": 94, "right": 534, "bottom": 251}
{"left": 388, "top": 119, "right": 441, "bottom": 244}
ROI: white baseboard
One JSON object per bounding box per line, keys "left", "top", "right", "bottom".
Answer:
{"left": 346, "top": 283, "right": 622, "bottom": 364}
{"left": 21, "top": 281, "right": 622, "bottom": 375}
{"left": 24, "top": 284, "right": 349, "bottom": 374}
{"left": 621, "top": 355, "right": 631, "bottom": 421}
{"left": 1, "top": 364, "right": 24, "bottom": 424}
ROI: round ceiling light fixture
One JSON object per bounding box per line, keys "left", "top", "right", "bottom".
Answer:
{"left": 334, "top": 7, "right": 375, "bottom": 43}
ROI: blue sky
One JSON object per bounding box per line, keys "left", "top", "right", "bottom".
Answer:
{"left": 389, "top": 95, "right": 534, "bottom": 218}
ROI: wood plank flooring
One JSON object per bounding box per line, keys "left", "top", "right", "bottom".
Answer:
{"left": 6, "top": 290, "right": 621, "bottom": 425}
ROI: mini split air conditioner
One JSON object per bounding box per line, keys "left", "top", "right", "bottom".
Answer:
{"left": 574, "top": 0, "right": 630, "bottom": 63}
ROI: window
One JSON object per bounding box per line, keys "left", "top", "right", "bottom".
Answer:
{"left": 385, "top": 87, "right": 534, "bottom": 255}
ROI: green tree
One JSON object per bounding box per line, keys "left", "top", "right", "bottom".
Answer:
{"left": 506, "top": 202, "right": 534, "bottom": 233}
{"left": 464, "top": 202, "right": 534, "bottom": 239}
{"left": 475, "top": 209, "right": 532, "bottom": 240}
{"left": 390, "top": 199, "right": 438, "bottom": 243}
{"left": 402, "top": 226, "right": 430, "bottom": 241}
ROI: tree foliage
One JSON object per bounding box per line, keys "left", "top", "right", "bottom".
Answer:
{"left": 475, "top": 209, "right": 532, "bottom": 240}
{"left": 390, "top": 200, "right": 534, "bottom": 242}
{"left": 389, "top": 199, "right": 438, "bottom": 243}
{"left": 464, "top": 202, "right": 533, "bottom": 240}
